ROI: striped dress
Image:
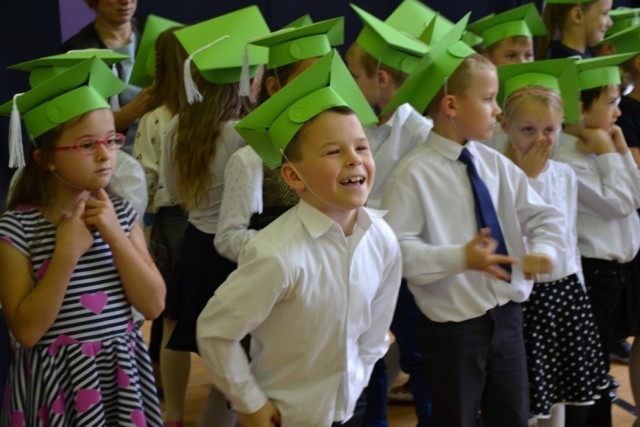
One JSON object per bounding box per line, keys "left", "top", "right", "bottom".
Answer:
{"left": 0, "top": 198, "right": 162, "bottom": 427}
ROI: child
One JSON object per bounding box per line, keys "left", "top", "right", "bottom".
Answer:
{"left": 498, "top": 58, "right": 609, "bottom": 427}
{"left": 131, "top": 18, "right": 191, "bottom": 426}
{"left": 215, "top": 16, "right": 343, "bottom": 262}
{"left": 197, "top": 49, "right": 401, "bottom": 427}
{"left": 537, "top": 0, "right": 613, "bottom": 59}
{"left": 161, "top": 7, "right": 269, "bottom": 427}
{"left": 381, "top": 22, "right": 565, "bottom": 427}
{"left": 0, "top": 57, "right": 164, "bottom": 426}
{"left": 346, "top": 4, "right": 433, "bottom": 426}
{"left": 553, "top": 52, "right": 640, "bottom": 427}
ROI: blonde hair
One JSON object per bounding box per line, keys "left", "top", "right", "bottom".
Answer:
{"left": 502, "top": 86, "right": 564, "bottom": 122}
{"left": 485, "top": 35, "right": 532, "bottom": 55}
{"left": 427, "top": 53, "right": 495, "bottom": 117}
{"left": 536, "top": 1, "right": 598, "bottom": 60}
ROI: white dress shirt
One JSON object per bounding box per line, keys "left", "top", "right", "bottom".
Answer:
{"left": 553, "top": 132, "right": 640, "bottom": 262}
{"left": 161, "top": 117, "right": 245, "bottom": 234}
{"left": 214, "top": 145, "right": 263, "bottom": 262}
{"left": 197, "top": 200, "right": 402, "bottom": 426}
{"left": 365, "top": 103, "right": 432, "bottom": 209}
{"left": 381, "top": 131, "right": 565, "bottom": 322}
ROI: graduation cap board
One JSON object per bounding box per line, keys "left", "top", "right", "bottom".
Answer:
{"left": 235, "top": 49, "right": 377, "bottom": 169}
{"left": 382, "top": 13, "right": 474, "bottom": 116}
{"left": 576, "top": 52, "right": 638, "bottom": 90}
{"left": 129, "top": 14, "right": 183, "bottom": 88}
{"left": 598, "top": 23, "right": 640, "bottom": 56}
{"left": 466, "top": 3, "right": 546, "bottom": 48}
{"left": 0, "top": 57, "right": 126, "bottom": 167}
{"left": 606, "top": 7, "right": 640, "bottom": 36}
{"left": 497, "top": 57, "right": 580, "bottom": 123}
{"left": 351, "top": 3, "right": 429, "bottom": 74}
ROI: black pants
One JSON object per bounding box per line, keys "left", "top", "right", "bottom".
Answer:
{"left": 419, "top": 302, "right": 529, "bottom": 427}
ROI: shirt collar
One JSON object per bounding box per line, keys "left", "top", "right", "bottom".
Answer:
{"left": 428, "top": 130, "right": 478, "bottom": 162}
{"left": 295, "top": 199, "right": 379, "bottom": 240}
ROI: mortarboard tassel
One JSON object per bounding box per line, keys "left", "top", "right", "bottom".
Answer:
{"left": 8, "top": 93, "right": 25, "bottom": 168}
{"left": 238, "top": 45, "right": 251, "bottom": 97}
{"left": 183, "top": 35, "right": 231, "bottom": 104}
{"left": 109, "top": 65, "right": 121, "bottom": 110}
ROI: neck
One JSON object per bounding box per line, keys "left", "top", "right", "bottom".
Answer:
{"left": 95, "top": 17, "right": 132, "bottom": 48}
{"left": 433, "top": 115, "right": 467, "bottom": 145}
{"left": 563, "top": 123, "right": 581, "bottom": 138}
{"left": 43, "top": 184, "right": 90, "bottom": 224}
{"left": 560, "top": 27, "right": 587, "bottom": 54}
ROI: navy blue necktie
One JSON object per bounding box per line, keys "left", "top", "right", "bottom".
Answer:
{"left": 458, "top": 148, "right": 510, "bottom": 272}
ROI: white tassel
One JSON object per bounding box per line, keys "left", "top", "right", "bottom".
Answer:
{"left": 110, "top": 65, "right": 121, "bottom": 110}
{"left": 183, "top": 35, "right": 231, "bottom": 105}
{"left": 8, "top": 93, "right": 25, "bottom": 168}
{"left": 238, "top": 46, "right": 251, "bottom": 97}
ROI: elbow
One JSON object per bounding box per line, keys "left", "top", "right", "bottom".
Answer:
{"left": 13, "top": 329, "right": 43, "bottom": 349}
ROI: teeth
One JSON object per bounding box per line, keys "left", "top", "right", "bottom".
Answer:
{"left": 342, "top": 176, "right": 364, "bottom": 184}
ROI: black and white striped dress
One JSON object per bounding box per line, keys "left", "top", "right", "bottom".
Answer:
{"left": 0, "top": 198, "right": 162, "bottom": 427}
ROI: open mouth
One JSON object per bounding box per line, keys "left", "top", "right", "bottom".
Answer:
{"left": 340, "top": 176, "right": 366, "bottom": 186}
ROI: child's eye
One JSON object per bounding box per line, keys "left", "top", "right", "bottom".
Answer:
{"left": 524, "top": 51, "right": 534, "bottom": 60}
{"left": 356, "top": 145, "right": 369, "bottom": 152}
{"left": 78, "top": 140, "right": 98, "bottom": 152}
{"left": 326, "top": 149, "right": 340, "bottom": 155}
{"left": 520, "top": 127, "right": 533, "bottom": 134}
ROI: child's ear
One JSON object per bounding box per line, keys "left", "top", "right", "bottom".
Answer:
{"left": 32, "top": 149, "right": 52, "bottom": 170}
{"left": 265, "top": 75, "right": 281, "bottom": 97}
{"left": 280, "top": 162, "right": 305, "bottom": 191}
{"left": 499, "top": 115, "right": 508, "bottom": 133}
{"left": 377, "top": 69, "right": 391, "bottom": 89}
{"left": 440, "top": 94, "right": 457, "bottom": 118}
{"left": 568, "top": 4, "right": 583, "bottom": 25}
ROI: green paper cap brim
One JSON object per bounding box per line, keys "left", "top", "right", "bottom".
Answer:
{"left": 577, "top": 52, "right": 638, "bottom": 90}
{"left": 385, "top": 0, "right": 454, "bottom": 43}
{"left": 249, "top": 17, "right": 344, "bottom": 69}
{"left": 280, "top": 14, "right": 314, "bottom": 30}
{"left": 382, "top": 12, "right": 473, "bottom": 116}
{"left": 497, "top": 57, "right": 580, "bottom": 124}
{"left": 351, "top": 3, "right": 429, "bottom": 73}
{"left": 467, "top": 3, "right": 546, "bottom": 48}
{"left": 129, "top": 15, "right": 183, "bottom": 88}
{"left": 599, "top": 23, "right": 640, "bottom": 55}
{"left": 235, "top": 50, "right": 377, "bottom": 169}
{"left": 175, "top": 5, "right": 270, "bottom": 84}
{"left": 0, "top": 57, "right": 126, "bottom": 140}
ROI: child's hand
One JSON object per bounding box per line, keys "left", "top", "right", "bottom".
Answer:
{"left": 511, "top": 138, "right": 551, "bottom": 178}
{"left": 238, "top": 400, "right": 281, "bottom": 427}
{"left": 464, "top": 228, "right": 517, "bottom": 281}
{"left": 522, "top": 253, "right": 554, "bottom": 280}
{"left": 609, "top": 125, "right": 629, "bottom": 155}
{"left": 578, "top": 128, "right": 616, "bottom": 155}
{"left": 56, "top": 199, "right": 93, "bottom": 260}
{"left": 83, "top": 189, "right": 126, "bottom": 245}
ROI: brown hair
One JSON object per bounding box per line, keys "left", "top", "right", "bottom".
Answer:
{"left": 172, "top": 70, "right": 251, "bottom": 210}
{"left": 147, "top": 26, "right": 188, "bottom": 115}
{"left": 580, "top": 85, "right": 612, "bottom": 111}
{"left": 427, "top": 53, "right": 495, "bottom": 117}
{"left": 257, "top": 61, "right": 309, "bottom": 106}
{"left": 485, "top": 36, "right": 532, "bottom": 56}
{"left": 502, "top": 86, "right": 564, "bottom": 122}
{"left": 536, "top": 1, "right": 598, "bottom": 60}
{"left": 347, "top": 43, "right": 409, "bottom": 86}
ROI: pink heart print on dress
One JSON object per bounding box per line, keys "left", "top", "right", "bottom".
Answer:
{"left": 1, "top": 236, "right": 11, "bottom": 245}
{"left": 81, "top": 341, "right": 103, "bottom": 357}
{"left": 16, "top": 204, "right": 32, "bottom": 212}
{"left": 37, "top": 404, "right": 51, "bottom": 427}
{"left": 52, "top": 388, "right": 66, "bottom": 414}
{"left": 117, "top": 367, "right": 130, "bottom": 388}
{"left": 130, "top": 409, "right": 147, "bottom": 427}
{"left": 8, "top": 411, "right": 24, "bottom": 427}
{"left": 80, "top": 291, "right": 108, "bottom": 314}
{"left": 36, "top": 258, "right": 51, "bottom": 281}
{"left": 49, "top": 335, "right": 79, "bottom": 356}
{"left": 76, "top": 389, "right": 101, "bottom": 413}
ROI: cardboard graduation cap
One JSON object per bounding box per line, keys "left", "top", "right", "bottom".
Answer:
{"left": 235, "top": 49, "right": 377, "bottom": 169}
{"left": 466, "top": 3, "right": 546, "bottom": 48}
{"left": 576, "top": 52, "right": 638, "bottom": 90}
{"left": 598, "top": 23, "right": 640, "bottom": 56}
{"left": 607, "top": 7, "right": 640, "bottom": 36}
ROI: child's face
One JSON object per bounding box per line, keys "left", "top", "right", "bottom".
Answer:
{"left": 346, "top": 47, "right": 379, "bottom": 108}
{"left": 50, "top": 108, "right": 118, "bottom": 192}
{"left": 583, "top": 85, "right": 621, "bottom": 131}
{"left": 95, "top": 0, "right": 137, "bottom": 27}
{"left": 451, "top": 67, "right": 501, "bottom": 142}
{"left": 289, "top": 111, "right": 374, "bottom": 220}
{"left": 582, "top": 0, "right": 613, "bottom": 46}
{"left": 505, "top": 98, "right": 562, "bottom": 155}
{"left": 486, "top": 37, "right": 534, "bottom": 65}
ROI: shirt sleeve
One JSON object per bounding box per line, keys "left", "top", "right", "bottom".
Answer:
{"left": 111, "top": 151, "right": 148, "bottom": 223}
{"left": 132, "top": 111, "right": 161, "bottom": 212}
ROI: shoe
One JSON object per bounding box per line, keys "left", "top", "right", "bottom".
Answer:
{"left": 388, "top": 384, "right": 414, "bottom": 403}
{"left": 610, "top": 339, "right": 631, "bottom": 364}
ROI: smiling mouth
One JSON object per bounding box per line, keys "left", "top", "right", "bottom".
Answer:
{"left": 340, "top": 176, "right": 366, "bottom": 186}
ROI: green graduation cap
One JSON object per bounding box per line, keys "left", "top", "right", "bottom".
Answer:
{"left": 497, "top": 57, "right": 580, "bottom": 123}
{"left": 382, "top": 13, "right": 474, "bottom": 116}
{"left": 129, "top": 14, "right": 183, "bottom": 88}
{"left": 606, "top": 7, "right": 640, "bottom": 36}
{"left": 599, "top": 23, "right": 640, "bottom": 55}
{"left": 235, "top": 49, "right": 377, "bottom": 169}
{"left": 280, "top": 14, "right": 314, "bottom": 30}
{"left": 466, "top": 3, "right": 546, "bottom": 48}
{"left": 351, "top": 3, "right": 429, "bottom": 74}
{"left": 0, "top": 57, "right": 126, "bottom": 167}
{"left": 175, "top": 5, "right": 270, "bottom": 86}
{"left": 9, "top": 49, "right": 128, "bottom": 88}
{"left": 385, "top": 0, "right": 452, "bottom": 41}
{"left": 248, "top": 17, "right": 344, "bottom": 69}
{"left": 576, "top": 52, "right": 638, "bottom": 90}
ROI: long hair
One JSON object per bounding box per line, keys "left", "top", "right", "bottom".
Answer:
{"left": 147, "top": 26, "right": 188, "bottom": 115}
{"left": 172, "top": 70, "right": 251, "bottom": 210}
{"left": 536, "top": 1, "right": 598, "bottom": 60}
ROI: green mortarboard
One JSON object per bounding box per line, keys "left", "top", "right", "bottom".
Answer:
{"left": 235, "top": 49, "right": 377, "bottom": 169}
{"left": 576, "top": 52, "right": 638, "bottom": 90}
{"left": 497, "top": 57, "right": 580, "bottom": 123}
{"left": 175, "top": 6, "right": 270, "bottom": 86}
{"left": 280, "top": 14, "right": 314, "bottom": 29}
{"left": 351, "top": 3, "right": 429, "bottom": 73}
{"left": 385, "top": 0, "right": 452, "bottom": 41}
{"left": 382, "top": 13, "right": 474, "bottom": 115}
{"left": 248, "top": 17, "right": 343, "bottom": 69}
{"left": 0, "top": 57, "right": 126, "bottom": 167}
{"left": 599, "top": 23, "right": 640, "bottom": 55}
{"left": 129, "top": 15, "right": 183, "bottom": 88}
{"left": 466, "top": 3, "right": 546, "bottom": 48}
{"left": 606, "top": 7, "right": 640, "bottom": 35}
{"left": 10, "top": 49, "right": 128, "bottom": 88}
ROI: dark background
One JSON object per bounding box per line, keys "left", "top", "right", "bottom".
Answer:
{"left": 1, "top": 0, "right": 638, "bottom": 205}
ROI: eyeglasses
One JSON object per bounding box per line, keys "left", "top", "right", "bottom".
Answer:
{"left": 54, "top": 133, "right": 126, "bottom": 156}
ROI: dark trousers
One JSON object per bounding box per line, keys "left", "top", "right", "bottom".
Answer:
{"left": 419, "top": 301, "right": 528, "bottom": 427}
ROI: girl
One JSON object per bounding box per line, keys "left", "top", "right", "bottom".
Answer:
{"left": 500, "top": 81, "right": 609, "bottom": 427}
{"left": 0, "top": 57, "right": 164, "bottom": 426}
{"left": 537, "top": 0, "right": 613, "bottom": 60}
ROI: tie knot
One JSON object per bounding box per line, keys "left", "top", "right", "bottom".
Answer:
{"left": 458, "top": 147, "right": 474, "bottom": 166}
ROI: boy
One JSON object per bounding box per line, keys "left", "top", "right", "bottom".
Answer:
{"left": 196, "top": 50, "right": 402, "bottom": 427}
{"left": 381, "top": 19, "right": 565, "bottom": 427}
